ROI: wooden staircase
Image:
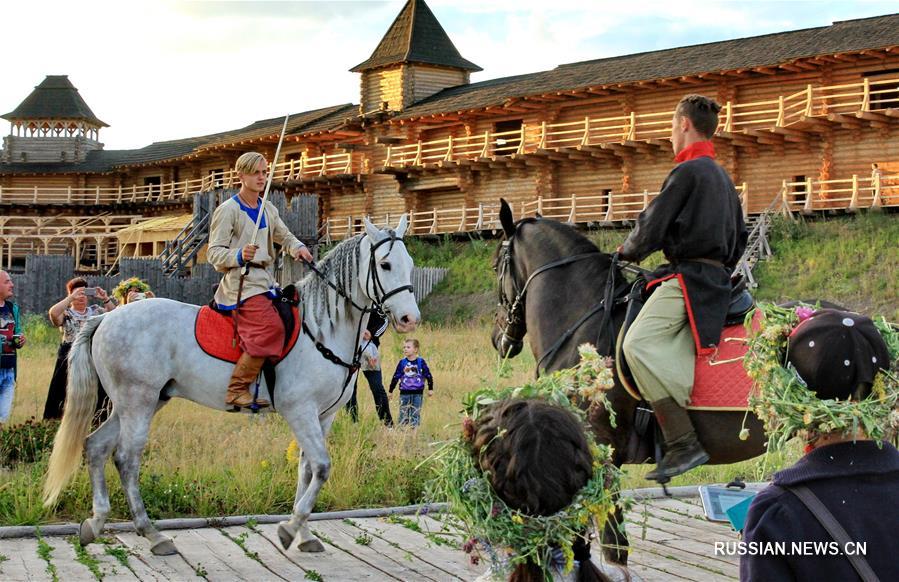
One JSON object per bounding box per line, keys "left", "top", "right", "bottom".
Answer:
{"left": 160, "top": 191, "right": 221, "bottom": 277}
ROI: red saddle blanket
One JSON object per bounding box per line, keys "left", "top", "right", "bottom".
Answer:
{"left": 194, "top": 304, "right": 301, "bottom": 364}
{"left": 686, "top": 310, "right": 762, "bottom": 411}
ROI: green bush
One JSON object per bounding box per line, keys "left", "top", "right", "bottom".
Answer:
{"left": 21, "top": 313, "right": 58, "bottom": 347}
{"left": 0, "top": 418, "right": 59, "bottom": 466}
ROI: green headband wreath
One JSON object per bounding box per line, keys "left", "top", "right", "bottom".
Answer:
{"left": 112, "top": 277, "right": 152, "bottom": 303}
{"left": 743, "top": 302, "right": 899, "bottom": 450}
{"left": 426, "top": 345, "right": 628, "bottom": 580}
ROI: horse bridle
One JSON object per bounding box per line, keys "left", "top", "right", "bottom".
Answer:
{"left": 496, "top": 235, "right": 630, "bottom": 373}
{"left": 303, "top": 231, "right": 415, "bottom": 414}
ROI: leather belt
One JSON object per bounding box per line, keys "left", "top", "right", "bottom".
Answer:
{"left": 677, "top": 257, "right": 725, "bottom": 268}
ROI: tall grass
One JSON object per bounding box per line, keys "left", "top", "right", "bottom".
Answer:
{"left": 4, "top": 213, "right": 892, "bottom": 525}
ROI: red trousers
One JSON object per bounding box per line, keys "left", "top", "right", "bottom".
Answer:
{"left": 234, "top": 294, "right": 284, "bottom": 358}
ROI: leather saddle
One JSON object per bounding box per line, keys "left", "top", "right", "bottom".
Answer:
{"left": 614, "top": 275, "right": 755, "bottom": 399}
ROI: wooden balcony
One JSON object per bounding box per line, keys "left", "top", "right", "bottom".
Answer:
{"left": 0, "top": 151, "right": 361, "bottom": 206}
{"left": 383, "top": 76, "right": 899, "bottom": 170}
{"left": 321, "top": 171, "right": 899, "bottom": 242}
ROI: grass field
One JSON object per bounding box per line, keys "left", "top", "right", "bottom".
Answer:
{"left": 7, "top": 211, "right": 892, "bottom": 526}
{"left": 0, "top": 317, "right": 795, "bottom": 526}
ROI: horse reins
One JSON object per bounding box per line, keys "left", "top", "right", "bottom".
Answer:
{"left": 498, "top": 237, "right": 630, "bottom": 373}
{"left": 303, "top": 232, "right": 415, "bottom": 415}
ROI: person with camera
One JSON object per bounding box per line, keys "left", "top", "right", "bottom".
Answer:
{"left": 44, "top": 277, "right": 117, "bottom": 420}
{"left": 0, "top": 270, "right": 25, "bottom": 427}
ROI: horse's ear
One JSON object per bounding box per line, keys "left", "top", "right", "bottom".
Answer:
{"left": 499, "top": 198, "right": 516, "bottom": 238}
{"left": 395, "top": 214, "right": 409, "bottom": 238}
{"left": 363, "top": 216, "right": 381, "bottom": 241}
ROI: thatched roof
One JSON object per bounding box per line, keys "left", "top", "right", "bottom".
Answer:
{"left": 2, "top": 75, "right": 108, "bottom": 127}
{"left": 351, "top": 0, "right": 481, "bottom": 73}
{"left": 396, "top": 13, "right": 899, "bottom": 120}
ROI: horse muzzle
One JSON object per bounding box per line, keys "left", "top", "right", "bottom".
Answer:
{"left": 498, "top": 334, "right": 523, "bottom": 359}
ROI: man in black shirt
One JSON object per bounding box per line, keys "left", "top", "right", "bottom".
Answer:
{"left": 620, "top": 95, "right": 747, "bottom": 481}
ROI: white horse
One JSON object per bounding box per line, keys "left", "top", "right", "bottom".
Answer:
{"left": 43, "top": 217, "right": 420, "bottom": 556}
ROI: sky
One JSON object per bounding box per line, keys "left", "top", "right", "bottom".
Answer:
{"left": 3, "top": 0, "right": 898, "bottom": 150}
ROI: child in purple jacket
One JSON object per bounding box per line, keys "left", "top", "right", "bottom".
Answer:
{"left": 388, "top": 338, "right": 433, "bottom": 426}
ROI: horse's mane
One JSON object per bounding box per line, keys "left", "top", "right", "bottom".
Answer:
{"left": 299, "top": 234, "right": 363, "bottom": 334}
{"left": 515, "top": 217, "right": 606, "bottom": 258}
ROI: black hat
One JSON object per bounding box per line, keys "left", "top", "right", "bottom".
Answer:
{"left": 786, "top": 309, "right": 891, "bottom": 401}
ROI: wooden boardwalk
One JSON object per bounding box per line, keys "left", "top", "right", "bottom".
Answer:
{"left": 0, "top": 497, "right": 741, "bottom": 581}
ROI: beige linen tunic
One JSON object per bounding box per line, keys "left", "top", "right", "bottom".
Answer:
{"left": 206, "top": 195, "right": 304, "bottom": 309}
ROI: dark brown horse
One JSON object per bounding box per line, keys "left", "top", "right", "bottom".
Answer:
{"left": 491, "top": 199, "right": 767, "bottom": 564}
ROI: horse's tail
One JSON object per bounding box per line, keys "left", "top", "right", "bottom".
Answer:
{"left": 44, "top": 314, "right": 106, "bottom": 506}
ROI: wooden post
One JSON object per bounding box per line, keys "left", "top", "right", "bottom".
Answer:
{"left": 567, "top": 194, "right": 577, "bottom": 223}
{"left": 445, "top": 135, "right": 454, "bottom": 161}
{"left": 849, "top": 174, "right": 859, "bottom": 212}
{"left": 538, "top": 121, "right": 547, "bottom": 149}
{"left": 776, "top": 96, "right": 785, "bottom": 126}
{"left": 384, "top": 145, "right": 392, "bottom": 167}
{"left": 724, "top": 101, "right": 733, "bottom": 132}
{"left": 516, "top": 124, "right": 526, "bottom": 155}
{"left": 627, "top": 112, "right": 636, "bottom": 141}
{"left": 871, "top": 169, "right": 883, "bottom": 209}
{"left": 741, "top": 182, "right": 749, "bottom": 219}
{"left": 33, "top": 185, "right": 38, "bottom": 203}
{"left": 537, "top": 195, "right": 544, "bottom": 215}
{"left": 802, "top": 177, "right": 814, "bottom": 214}
{"left": 430, "top": 209, "right": 438, "bottom": 234}
{"left": 475, "top": 204, "right": 484, "bottom": 230}
{"left": 604, "top": 190, "right": 614, "bottom": 222}
{"left": 413, "top": 141, "right": 422, "bottom": 166}
{"left": 458, "top": 207, "right": 466, "bottom": 231}
{"left": 642, "top": 189, "right": 649, "bottom": 210}
{"left": 480, "top": 130, "right": 490, "bottom": 158}
{"left": 862, "top": 78, "right": 871, "bottom": 112}
{"left": 805, "top": 84, "right": 814, "bottom": 116}
{"left": 581, "top": 116, "right": 590, "bottom": 146}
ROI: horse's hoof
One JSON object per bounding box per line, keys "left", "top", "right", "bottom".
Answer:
{"left": 79, "top": 519, "right": 97, "bottom": 545}
{"left": 277, "top": 523, "right": 295, "bottom": 550}
{"left": 150, "top": 538, "right": 178, "bottom": 556}
{"left": 298, "top": 539, "right": 326, "bottom": 553}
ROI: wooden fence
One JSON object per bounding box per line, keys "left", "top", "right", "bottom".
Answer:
{"left": 13, "top": 255, "right": 448, "bottom": 316}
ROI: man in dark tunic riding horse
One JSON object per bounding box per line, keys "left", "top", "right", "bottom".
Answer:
{"left": 619, "top": 94, "right": 748, "bottom": 482}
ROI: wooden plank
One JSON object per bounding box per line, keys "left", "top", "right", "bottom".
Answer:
{"left": 189, "top": 528, "right": 290, "bottom": 581}
{"left": 625, "top": 520, "right": 739, "bottom": 572}
{"left": 34, "top": 536, "right": 97, "bottom": 581}
{"left": 70, "top": 539, "right": 142, "bottom": 582}
{"left": 114, "top": 532, "right": 201, "bottom": 580}
{"left": 255, "top": 523, "right": 392, "bottom": 580}
{"left": 219, "top": 526, "right": 309, "bottom": 580}
{"left": 165, "top": 528, "right": 254, "bottom": 580}
{"left": 626, "top": 535, "right": 735, "bottom": 581}
{"left": 314, "top": 520, "right": 448, "bottom": 582}
{"left": 86, "top": 540, "right": 169, "bottom": 582}
{"left": 335, "top": 517, "right": 465, "bottom": 581}
{"left": 0, "top": 537, "right": 52, "bottom": 581}
{"left": 348, "top": 517, "right": 480, "bottom": 580}
{"left": 627, "top": 557, "right": 696, "bottom": 582}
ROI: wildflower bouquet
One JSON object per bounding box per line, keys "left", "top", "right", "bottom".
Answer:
{"left": 744, "top": 303, "right": 899, "bottom": 450}
{"left": 426, "top": 345, "right": 626, "bottom": 581}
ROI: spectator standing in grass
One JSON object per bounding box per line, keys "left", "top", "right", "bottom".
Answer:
{"left": 44, "top": 277, "right": 116, "bottom": 420}
{"left": 0, "top": 270, "right": 25, "bottom": 427}
{"left": 389, "top": 338, "right": 433, "bottom": 427}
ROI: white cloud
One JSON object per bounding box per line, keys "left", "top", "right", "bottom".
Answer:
{"left": 1, "top": 0, "right": 895, "bottom": 149}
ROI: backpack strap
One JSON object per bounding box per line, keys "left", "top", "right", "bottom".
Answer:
{"left": 785, "top": 484, "right": 880, "bottom": 582}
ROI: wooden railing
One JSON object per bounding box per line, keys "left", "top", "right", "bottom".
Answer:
{"left": 779, "top": 171, "right": 899, "bottom": 214}
{"left": 384, "top": 76, "right": 899, "bottom": 169}
{"left": 320, "top": 171, "right": 899, "bottom": 242}
{"left": 0, "top": 151, "right": 360, "bottom": 206}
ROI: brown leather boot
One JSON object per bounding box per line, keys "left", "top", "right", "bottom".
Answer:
{"left": 646, "top": 397, "right": 709, "bottom": 482}
{"left": 225, "top": 353, "right": 270, "bottom": 410}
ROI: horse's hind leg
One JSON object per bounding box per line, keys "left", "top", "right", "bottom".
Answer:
{"left": 278, "top": 412, "right": 333, "bottom": 552}
{"left": 80, "top": 411, "right": 120, "bottom": 545}
{"left": 113, "top": 403, "right": 176, "bottom": 556}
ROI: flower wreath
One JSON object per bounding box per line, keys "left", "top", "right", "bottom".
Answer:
{"left": 112, "top": 277, "right": 152, "bottom": 304}
{"left": 743, "top": 302, "right": 899, "bottom": 450}
{"left": 426, "top": 345, "right": 627, "bottom": 580}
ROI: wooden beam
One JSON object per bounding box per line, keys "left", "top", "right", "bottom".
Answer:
{"left": 827, "top": 112, "right": 863, "bottom": 129}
